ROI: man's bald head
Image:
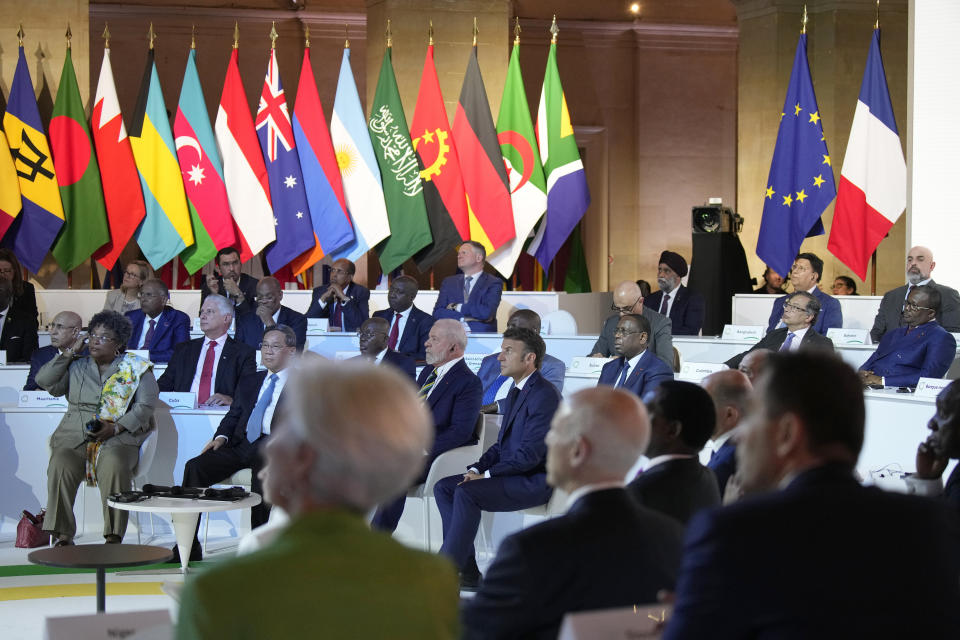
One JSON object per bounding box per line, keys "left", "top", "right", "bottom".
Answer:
{"left": 906, "top": 246, "right": 936, "bottom": 284}
{"left": 703, "top": 369, "right": 752, "bottom": 439}
{"left": 49, "top": 311, "right": 83, "bottom": 350}
{"left": 739, "top": 349, "right": 769, "bottom": 384}
{"left": 507, "top": 309, "right": 542, "bottom": 333}
{"left": 612, "top": 281, "right": 644, "bottom": 314}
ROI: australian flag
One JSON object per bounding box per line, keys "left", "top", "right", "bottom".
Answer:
{"left": 255, "top": 49, "right": 314, "bottom": 273}
{"left": 756, "top": 34, "right": 837, "bottom": 278}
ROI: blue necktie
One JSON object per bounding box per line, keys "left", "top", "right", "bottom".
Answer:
{"left": 779, "top": 332, "right": 796, "bottom": 352}
{"left": 246, "top": 374, "right": 278, "bottom": 443}
{"left": 616, "top": 361, "right": 631, "bottom": 388}
{"left": 463, "top": 275, "right": 473, "bottom": 303}
{"left": 482, "top": 374, "right": 509, "bottom": 405}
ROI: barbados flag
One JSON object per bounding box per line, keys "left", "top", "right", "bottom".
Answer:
{"left": 2, "top": 45, "right": 65, "bottom": 272}
{"left": 129, "top": 49, "right": 194, "bottom": 268}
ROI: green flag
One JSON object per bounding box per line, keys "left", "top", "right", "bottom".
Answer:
{"left": 563, "top": 222, "right": 591, "bottom": 293}
{"left": 369, "top": 47, "right": 432, "bottom": 273}
{"left": 49, "top": 48, "right": 110, "bottom": 272}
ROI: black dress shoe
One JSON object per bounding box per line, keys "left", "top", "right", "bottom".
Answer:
{"left": 169, "top": 541, "right": 203, "bottom": 563}
{"left": 53, "top": 538, "right": 73, "bottom": 547}
{"left": 104, "top": 534, "right": 122, "bottom": 544}
{"left": 459, "top": 568, "right": 482, "bottom": 591}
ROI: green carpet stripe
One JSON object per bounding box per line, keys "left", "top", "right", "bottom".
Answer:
{"left": 0, "top": 561, "right": 213, "bottom": 577}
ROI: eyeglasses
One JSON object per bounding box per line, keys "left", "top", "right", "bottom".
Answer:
{"left": 613, "top": 327, "right": 641, "bottom": 336}
{"left": 903, "top": 302, "right": 934, "bottom": 312}
{"left": 358, "top": 330, "right": 387, "bottom": 339}
{"left": 611, "top": 296, "right": 642, "bottom": 314}
{"left": 137, "top": 291, "right": 163, "bottom": 299}
{"left": 89, "top": 333, "right": 117, "bottom": 344}
{"left": 255, "top": 293, "right": 280, "bottom": 303}
{"left": 260, "top": 342, "right": 288, "bottom": 352}
{"left": 123, "top": 271, "right": 143, "bottom": 279}
{"left": 783, "top": 302, "right": 808, "bottom": 313}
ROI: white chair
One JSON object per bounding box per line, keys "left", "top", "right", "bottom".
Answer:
{"left": 542, "top": 310, "right": 578, "bottom": 335}
{"left": 520, "top": 487, "right": 569, "bottom": 518}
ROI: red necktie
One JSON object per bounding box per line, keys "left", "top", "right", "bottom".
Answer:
{"left": 142, "top": 318, "right": 156, "bottom": 349}
{"left": 388, "top": 312, "right": 401, "bottom": 350}
{"left": 198, "top": 340, "right": 218, "bottom": 404}
{"left": 332, "top": 300, "right": 343, "bottom": 328}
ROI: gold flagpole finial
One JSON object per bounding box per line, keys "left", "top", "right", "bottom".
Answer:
{"left": 345, "top": 23, "right": 350, "bottom": 49}
{"left": 190, "top": 24, "right": 196, "bottom": 50}
{"left": 270, "top": 21, "right": 278, "bottom": 49}
{"left": 473, "top": 17, "right": 478, "bottom": 46}
{"left": 428, "top": 19, "right": 434, "bottom": 46}
{"left": 550, "top": 15, "right": 559, "bottom": 43}
{"left": 514, "top": 17, "right": 521, "bottom": 45}
{"left": 386, "top": 19, "right": 392, "bottom": 48}
{"left": 17, "top": 25, "right": 23, "bottom": 47}
{"left": 102, "top": 23, "right": 111, "bottom": 48}
{"left": 148, "top": 22, "right": 156, "bottom": 50}
{"left": 66, "top": 24, "right": 72, "bottom": 49}
{"left": 801, "top": 5, "right": 808, "bottom": 35}
{"left": 875, "top": 0, "right": 880, "bottom": 29}
{"left": 233, "top": 22, "right": 239, "bottom": 49}
{"left": 304, "top": 24, "right": 310, "bottom": 48}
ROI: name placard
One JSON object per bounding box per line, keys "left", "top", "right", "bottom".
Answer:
{"left": 45, "top": 608, "right": 171, "bottom": 640}
{"left": 916, "top": 377, "right": 950, "bottom": 398}
{"left": 569, "top": 356, "right": 612, "bottom": 375}
{"left": 678, "top": 361, "right": 727, "bottom": 382}
{"left": 127, "top": 349, "right": 150, "bottom": 360}
{"left": 18, "top": 390, "right": 67, "bottom": 408}
{"left": 307, "top": 318, "right": 329, "bottom": 332}
{"left": 826, "top": 328, "right": 871, "bottom": 345}
{"left": 159, "top": 391, "right": 197, "bottom": 409}
{"left": 463, "top": 353, "right": 486, "bottom": 373}
{"left": 721, "top": 325, "right": 766, "bottom": 342}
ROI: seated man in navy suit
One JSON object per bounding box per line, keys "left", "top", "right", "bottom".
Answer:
{"left": 626, "top": 381, "right": 720, "bottom": 526}
{"left": 433, "top": 241, "right": 503, "bottom": 333}
{"left": 598, "top": 313, "right": 674, "bottom": 400}
{"left": 372, "top": 275, "right": 432, "bottom": 362}
{"left": 727, "top": 291, "right": 834, "bottom": 369}
{"left": 644, "top": 251, "right": 705, "bottom": 336}
{"left": 859, "top": 284, "right": 956, "bottom": 388}
{"left": 25, "top": 311, "right": 82, "bottom": 390}
{"left": 434, "top": 327, "right": 561, "bottom": 589}
{"left": 765, "top": 252, "right": 842, "bottom": 335}
{"left": 124, "top": 278, "right": 190, "bottom": 363}
{"left": 236, "top": 277, "right": 307, "bottom": 352}
{"left": 354, "top": 317, "right": 415, "bottom": 379}
{"left": 157, "top": 294, "right": 257, "bottom": 407}
{"left": 372, "top": 319, "right": 482, "bottom": 534}
{"left": 701, "top": 369, "right": 751, "bottom": 496}
{"left": 200, "top": 246, "right": 258, "bottom": 315}
{"left": 907, "top": 379, "right": 960, "bottom": 517}
{"left": 463, "top": 386, "right": 684, "bottom": 640}
{"left": 478, "top": 309, "right": 565, "bottom": 414}
{"left": 664, "top": 352, "right": 960, "bottom": 639}
{"left": 305, "top": 258, "right": 369, "bottom": 332}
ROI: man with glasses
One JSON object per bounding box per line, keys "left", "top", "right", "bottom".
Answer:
{"left": 433, "top": 241, "right": 503, "bottom": 333}
{"left": 765, "top": 252, "right": 842, "bottom": 335}
{"left": 726, "top": 291, "right": 834, "bottom": 369}
{"left": 589, "top": 280, "right": 674, "bottom": 368}
{"left": 123, "top": 279, "right": 190, "bottom": 363}
{"left": 859, "top": 285, "right": 956, "bottom": 388}
{"left": 25, "top": 311, "right": 83, "bottom": 390}
{"left": 353, "top": 317, "right": 415, "bottom": 379}
{"left": 236, "top": 277, "right": 307, "bottom": 351}
{"left": 598, "top": 314, "right": 673, "bottom": 399}
{"left": 306, "top": 258, "right": 370, "bottom": 332}
{"left": 200, "top": 247, "right": 258, "bottom": 315}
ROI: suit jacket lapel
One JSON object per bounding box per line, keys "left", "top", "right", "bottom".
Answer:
{"left": 427, "top": 360, "right": 462, "bottom": 408}
{"left": 502, "top": 372, "right": 536, "bottom": 438}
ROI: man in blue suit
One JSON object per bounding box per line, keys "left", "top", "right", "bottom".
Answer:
{"left": 765, "top": 252, "right": 842, "bottom": 335}
{"left": 478, "top": 309, "right": 565, "bottom": 414}
{"left": 124, "top": 279, "right": 190, "bottom": 363}
{"left": 235, "top": 277, "right": 307, "bottom": 352}
{"left": 598, "top": 314, "right": 674, "bottom": 400}
{"left": 434, "top": 327, "right": 561, "bottom": 589}
{"left": 25, "top": 311, "right": 82, "bottom": 390}
{"left": 644, "top": 251, "right": 705, "bottom": 336}
{"left": 372, "top": 319, "right": 482, "bottom": 533}
{"left": 354, "top": 317, "right": 416, "bottom": 380}
{"left": 305, "top": 258, "right": 370, "bottom": 332}
{"left": 664, "top": 352, "right": 960, "bottom": 639}
{"left": 701, "top": 369, "right": 751, "bottom": 496}
{"left": 859, "top": 285, "right": 956, "bottom": 388}
{"left": 372, "top": 275, "right": 433, "bottom": 362}
{"left": 433, "top": 241, "right": 503, "bottom": 333}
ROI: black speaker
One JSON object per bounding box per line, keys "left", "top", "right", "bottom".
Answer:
{"left": 688, "top": 232, "right": 753, "bottom": 336}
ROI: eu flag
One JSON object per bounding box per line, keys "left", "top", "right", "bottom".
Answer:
{"left": 756, "top": 34, "right": 836, "bottom": 278}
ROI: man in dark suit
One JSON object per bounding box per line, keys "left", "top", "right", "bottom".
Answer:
{"left": 305, "top": 258, "right": 369, "bottom": 332}
{"left": 0, "top": 280, "right": 38, "bottom": 363}
{"left": 200, "top": 247, "right": 258, "bottom": 315}
{"left": 871, "top": 245, "right": 960, "bottom": 342}
{"left": 644, "top": 251, "right": 705, "bottom": 336}
{"left": 157, "top": 294, "right": 257, "bottom": 407}
{"left": 663, "top": 352, "right": 960, "bottom": 639}
{"left": 124, "top": 279, "right": 190, "bottom": 363}
{"left": 753, "top": 266, "right": 786, "bottom": 294}
{"left": 433, "top": 241, "right": 503, "bottom": 333}
{"left": 907, "top": 379, "right": 960, "bottom": 517}
{"left": 235, "top": 277, "right": 307, "bottom": 352}
{"left": 701, "top": 369, "right": 751, "bottom": 495}
{"left": 598, "top": 313, "right": 674, "bottom": 399}
{"left": 727, "top": 291, "right": 834, "bottom": 369}
{"left": 178, "top": 325, "right": 297, "bottom": 561}
{"left": 859, "top": 284, "right": 956, "bottom": 387}
{"left": 626, "top": 380, "right": 720, "bottom": 526}
{"left": 589, "top": 280, "right": 674, "bottom": 368}
{"left": 25, "top": 311, "right": 82, "bottom": 390}
{"left": 435, "top": 328, "right": 561, "bottom": 588}
{"left": 372, "top": 319, "right": 482, "bottom": 533}
{"left": 372, "top": 275, "right": 432, "bottom": 362}
{"left": 765, "top": 252, "right": 842, "bottom": 335}
{"left": 354, "top": 317, "right": 415, "bottom": 379}
{"left": 478, "top": 309, "right": 565, "bottom": 414}
{"left": 462, "top": 386, "right": 684, "bottom": 640}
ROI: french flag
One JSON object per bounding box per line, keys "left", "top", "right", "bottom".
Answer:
{"left": 828, "top": 29, "right": 906, "bottom": 281}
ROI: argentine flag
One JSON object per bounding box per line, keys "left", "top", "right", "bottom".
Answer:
{"left": 329, "top": 46, "right": 390, "bottom": 262}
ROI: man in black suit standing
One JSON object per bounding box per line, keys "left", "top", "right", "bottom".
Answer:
{"left": 354, "top": 317, "right": 415, "bottom": 379}
{"left": 235, "top": 277, "right": 307, "bottom": 351}
{"left": 462, "top": 386, "right": 684, "bottom": 640}
{"left": 200, "top": 247, "right": 258, "bottom": 315}
{"left": 0, "top": 280, "right": 38, "bottom": 363}
{"left": 725, "top": 291, "right": 834, "bottom": 369}
{"left": 626, "top": 380, "right": 720, "bottom": 525}
{"left": 157, "top": 294, "right": 256, "bottom": 407}
{"left": 644, "top": 251, "right": 705, "bottom": 336}
{"left": 306, "top": 258, "right": 370, "bottom": 332}
{"left": 372, "top": 275, "right": 433, "bottom": 362}
{"left": 25, "top": 311, "right": 82, "bottom": 390}
{"left": 664, "top": 352, "right": 960, "bottom": 638}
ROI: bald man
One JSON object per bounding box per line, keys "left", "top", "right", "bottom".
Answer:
{"left": 738, "top": 349, "right": 769, "bottom": 384}
{"left": 462, "top": 387, "right": 684, "bottom": 640}
{"left": 589, "top": 280, "right": 674, "bottom": 368}
{"left": 702, "top": 370, "right": 752, "bottom": 495}
{"left": 235, "top": 277, "right": 307, "bottom": 351}
{"left": 871, "top": 246, "right": 960, "bottom": 342}
{"left": 25, "top": 311, "right": 82, "bottom": 390}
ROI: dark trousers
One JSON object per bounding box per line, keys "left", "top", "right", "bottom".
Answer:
{"left": 433, "top": 473, "right": 552, "bottom": 571}
{"left": 183, "top": 438, "right": 270, "bottom": 530}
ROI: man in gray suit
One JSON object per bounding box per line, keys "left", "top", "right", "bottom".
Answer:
{"left": 871, "top": 246, "right": 960, "bottom": 342}
{"left": 589, "top": 280, "right": 674, "bottom": 369}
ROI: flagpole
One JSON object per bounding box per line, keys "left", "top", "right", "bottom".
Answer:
{"left": 65, "top": 24, "right": 75, "bottom": 290}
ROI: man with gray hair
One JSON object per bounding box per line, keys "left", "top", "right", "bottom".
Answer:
{"left": 176, "top": 359, "right": 459, "bottom": 640}
{"left": 25, "top": 310, "right": 82, "bottom": 390}
{"left": 462, "top": 387, "right": 683, "bottom": 639}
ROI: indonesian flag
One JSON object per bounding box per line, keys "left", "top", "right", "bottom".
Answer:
{"left": 828, "top": 29, "right": 906, "bottom": 281}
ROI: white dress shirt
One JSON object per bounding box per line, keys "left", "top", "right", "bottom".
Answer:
{"left": 425, "top": 355, "right": 464, "bottom": 399}
{"left": 257, "top": 368, "right": 289, "bottom": 435}
{"left": 388, "top": 306, "right": 412, "bottom": 345}
{"left": 190, "top": 333, "right": 228, "bottom": 396}
{"left": 136, "top": 311, "right": 163, "bottom": 349}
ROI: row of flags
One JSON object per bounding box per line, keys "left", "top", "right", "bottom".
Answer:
{"left": 757, "top": 28, "right": 906, "bottom": 282}
{"left": 0, "top": 23, "right": 591, "bottom": 283}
